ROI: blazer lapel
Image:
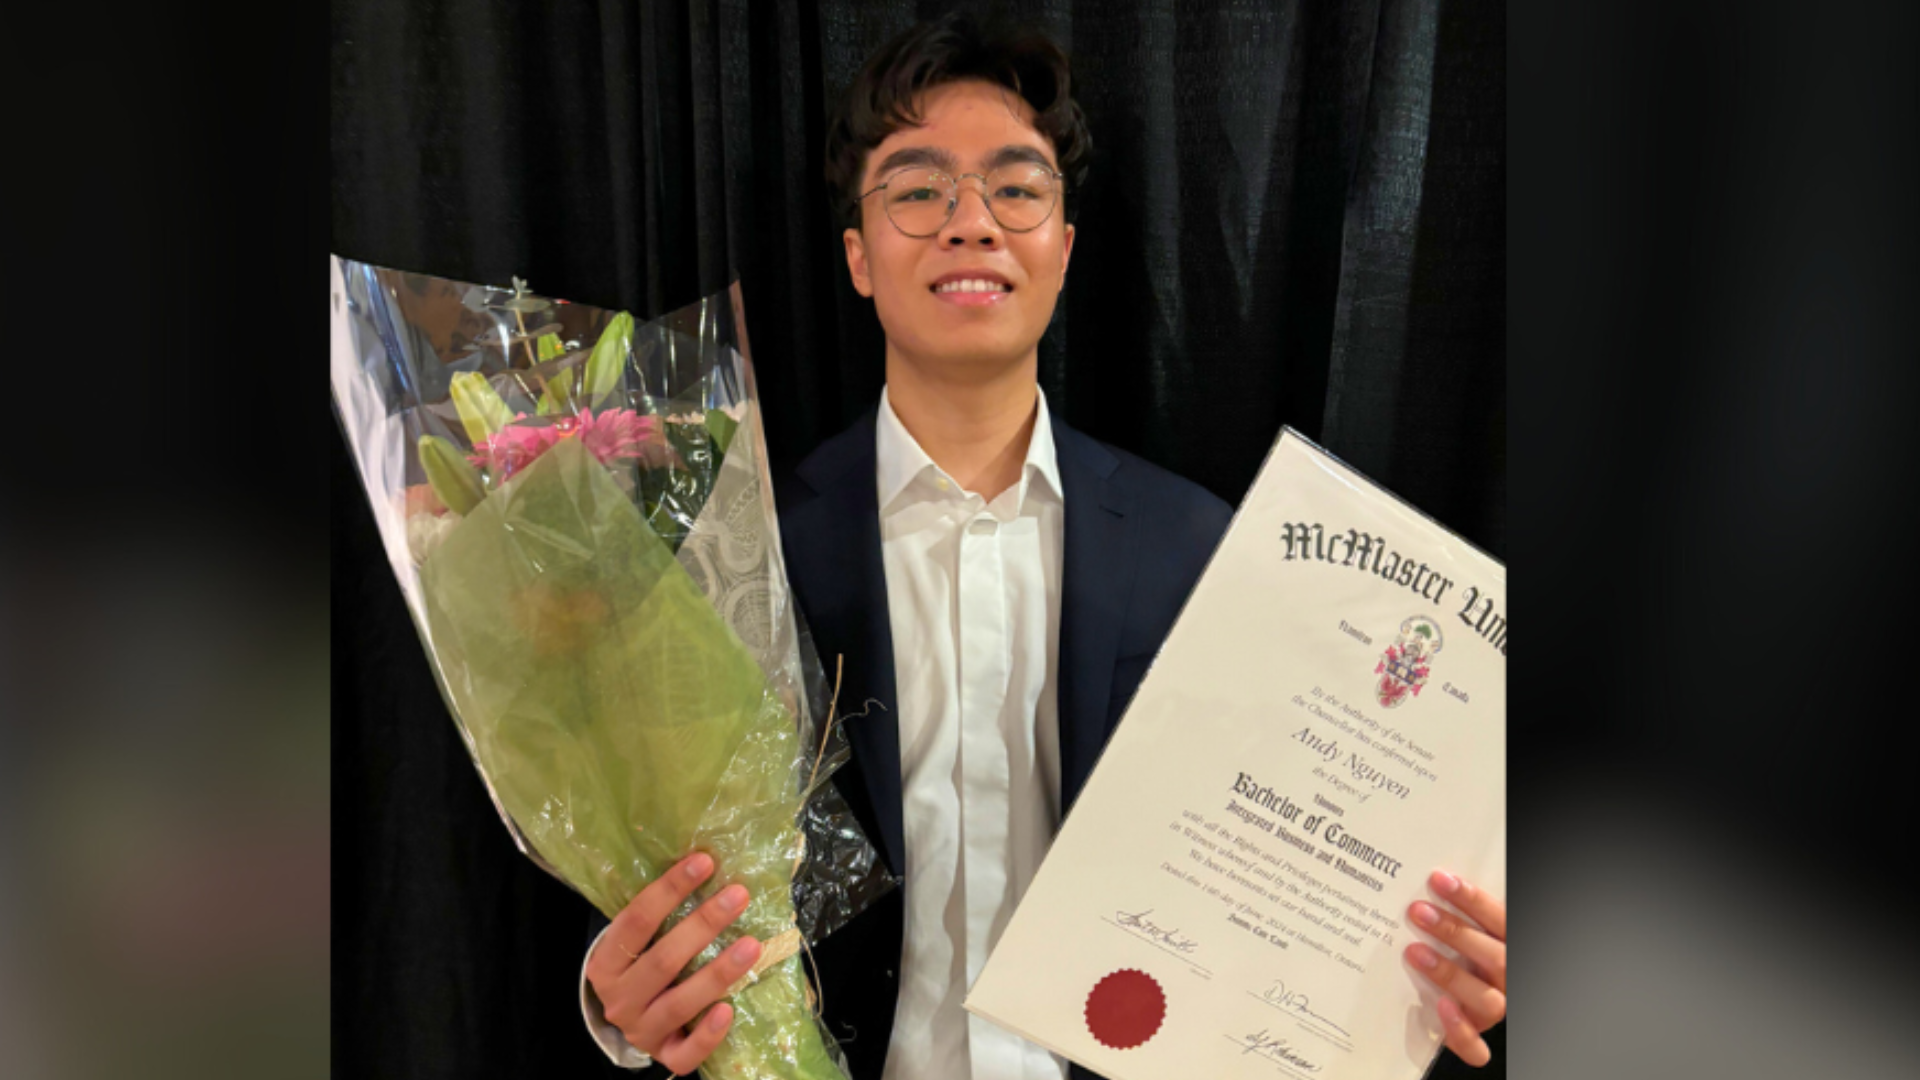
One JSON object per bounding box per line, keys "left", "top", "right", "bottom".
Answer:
{"left": 784, "top": 411, "right": 1140, "bottom": 867}
{"left": 784, "top": 410, "right": 907, "bottom": 877}
{"left": 1052, "top": 418, "right": 1138, "bottom": 813}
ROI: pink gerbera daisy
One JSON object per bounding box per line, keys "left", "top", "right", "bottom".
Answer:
{"left": 575, "top": 408, "right": 660, "bottom": 464}
{"left": 468, "top": 408, "right": 662, "bottom": 480}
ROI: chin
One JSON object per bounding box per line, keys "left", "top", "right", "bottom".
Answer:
{"left": 930, "top": 349, "right": 1029, "bottom": 372}
{"left": 875, "top": 315, "right": 1029, "bottom": 369}
{"left": 913, "top": 326, "right": 1038, "bottom": 367}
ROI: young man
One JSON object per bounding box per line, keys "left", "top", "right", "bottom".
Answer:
{"left": 580, "top": 15, "right": 1506, "bottom": 1080}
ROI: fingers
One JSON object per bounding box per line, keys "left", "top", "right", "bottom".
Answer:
{"left": 615, "top": 881, "right": 752, "bottom": 1014}
{"left": 654, "top": 1003, "right": 734, "bottom": 1077}
{"left": 1436, "top": 995, "right": 1492, "bottom": 1067}
{"left": 1408, "top": 900, "right": 1505, "bottom": 993}
{"left": 1406, "top": 941, "right": 1506, "bottom": 1031}
{"left": 1412, "top": 869, "right": 1506, "bottom": 1067}
{"left": 587, "top": 853, "right": 716, "bottom": 989}
{"left": 630, "top": 933, "right": 763, "bottom": 1054}
{"left": 1430, "top": 869, "right": 1506, "bottom": 942}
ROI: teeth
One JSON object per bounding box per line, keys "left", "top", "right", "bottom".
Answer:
{"left": 935, "top": 279, "right": 1010, "bottom": 294}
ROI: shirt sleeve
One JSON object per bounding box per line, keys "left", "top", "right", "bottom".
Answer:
{"left": 581, "top": 922, "right": 655, "bottom": 1070}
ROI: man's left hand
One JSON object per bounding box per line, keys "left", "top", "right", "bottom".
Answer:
{"left": 1405, "top": 869, "right": 1505, "bottom": 1067}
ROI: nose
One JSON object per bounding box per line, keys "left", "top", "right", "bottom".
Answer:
{"left": 938, "top": 176, "right": 1001, "bottom": 248}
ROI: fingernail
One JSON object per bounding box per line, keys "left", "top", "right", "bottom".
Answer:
{"left": 730, "top": 937, "right": 761, "bottom": 964}
{"left": 1431, "top": 870, "right": 1461, "bottom": 896}
{"left": 1409, "top": 901, "right": 1440, "bottom": 929}
{"left": 708, "top": 1003, "right": 732, "bottom": 1031}
{"left": 684, "top": 853, "right": 713, "bottom": 880}
{"left": 718, "top": 885, "right": 749, "bottom": 913}
{"left": 1407, "top": 943, "right": 1439, "bottom": 970}
{"left": 1435, "top": 996, "right": 1463, "bottom": 1025}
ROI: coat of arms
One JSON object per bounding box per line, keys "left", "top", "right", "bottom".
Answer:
{"left": 1375, "top": 616, "right": 1443, "bottom": 708}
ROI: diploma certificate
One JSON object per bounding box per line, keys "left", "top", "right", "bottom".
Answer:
{"left": 966, "top": 429, "right": 1505, "bottom": 1080}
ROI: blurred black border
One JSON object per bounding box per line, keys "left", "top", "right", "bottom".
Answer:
{"left": 7, "top": 1, "right": 332, "bottom": 1078}
{"left": 1511, "top": 0, "right": 1918, "bottom": 888}
{"left": 1510, "top": 3, "right": 1918, "bottom": 1073}
{"left": 8, "top": 0, "right": 1919, "bottom": 1076}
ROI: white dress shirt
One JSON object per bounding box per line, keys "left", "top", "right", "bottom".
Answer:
{"left": 583, "top": 387, "right": 1069, "bottom": 1080}
{"left": 874, "top": 387, "right": 1068, "bottom": 1080}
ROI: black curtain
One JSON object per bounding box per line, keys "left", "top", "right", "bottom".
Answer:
{"left": 332, "top": 1, "right": 1504, "bottom": 1077}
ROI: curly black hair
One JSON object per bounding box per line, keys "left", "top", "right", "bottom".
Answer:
{"left": 823, "top": 12, "right": 1091, "bottom": 231}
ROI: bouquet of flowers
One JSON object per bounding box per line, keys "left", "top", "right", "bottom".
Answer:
{"left": 330, "top": 257, "right": 892, "bottom": 1080}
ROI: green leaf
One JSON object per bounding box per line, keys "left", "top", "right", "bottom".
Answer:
{"left": 661, "top": 422, "right": 720, "bottom": 541}
{"left": 665, "top": 419, "right": 713, "bottom": 472}
{"left": 536, "top": 332, "right": 566, "bottom": 362}
{"left": 705, "top": 408, "right": 739, "bottom": 456}
{"left": 638, "top": 465, "right": 704, "bottom": 553}
{"left": 537, "top": 368, "right": 578, "bottom": 416}
{"left": 581, "top": 312, "right": 634, "bottom": 407}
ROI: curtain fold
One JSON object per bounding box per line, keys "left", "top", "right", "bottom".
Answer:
{"left": 332, "top": 0, "right": 1502, "bottom": 551}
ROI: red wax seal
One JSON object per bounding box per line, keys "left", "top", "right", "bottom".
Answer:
{"left": 1084, "top": 968, "right": 1166, "bottom": 1050}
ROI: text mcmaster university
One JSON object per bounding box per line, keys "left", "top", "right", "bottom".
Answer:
{"left": 1279, "top": 523, "right": 1507, "bottom": 656}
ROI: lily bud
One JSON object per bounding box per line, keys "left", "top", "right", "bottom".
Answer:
{"left": 418, "top": 434, "right": 487, "bottom": 516}
{"left": 450, "top": 372, "right": 514, "bottom": 445}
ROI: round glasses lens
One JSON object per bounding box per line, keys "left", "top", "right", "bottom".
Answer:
{"left": 884, "top": 169, "right": 954, "bottom": 236}
{"left": 985, "top": 165, "right": 1057, "bottom": 231}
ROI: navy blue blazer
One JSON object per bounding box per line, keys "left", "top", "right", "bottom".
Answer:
{"left": 597, "top": 405, "right": 1232, "bottom": 1080}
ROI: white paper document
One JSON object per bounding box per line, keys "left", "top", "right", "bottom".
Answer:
{"left": 966, "top": 429, "right": 1505, "bottom": 1080}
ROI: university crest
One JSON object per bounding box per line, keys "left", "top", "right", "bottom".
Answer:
{"left": 1374, "top": 615, "right": 1443, "bottom": 708}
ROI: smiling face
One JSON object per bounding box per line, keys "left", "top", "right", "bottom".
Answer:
{"left": 844, "top": 79, "right": 1075, "bottom": 379}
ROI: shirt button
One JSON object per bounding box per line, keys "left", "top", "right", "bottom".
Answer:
{"left": 934, "top": 477, "right": 951, "bottom": 491}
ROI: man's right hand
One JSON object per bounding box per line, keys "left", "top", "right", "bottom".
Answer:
{"left": 586, "top": 853, "right": 763, "bottom": 1076}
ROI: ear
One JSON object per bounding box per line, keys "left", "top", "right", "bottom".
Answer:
{"left": 844, "top": 227, "right": 874, "bottom": 298}
{"left": 1060, "top": 222, "right": 1075, "bottom": 286}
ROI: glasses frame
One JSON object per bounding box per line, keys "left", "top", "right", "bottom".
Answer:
{"left": 853, "top": 165, "right": 1066, "bottom": 238}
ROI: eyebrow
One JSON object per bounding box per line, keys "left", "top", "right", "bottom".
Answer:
{"left": 871, "top": 143, "right": 1058, "bottom": 181}
{"left": 982, "top": 144, "right": 1056, "bottom": 172}
{"left": 872, "top": 146, "right": 958, "bottom": 177}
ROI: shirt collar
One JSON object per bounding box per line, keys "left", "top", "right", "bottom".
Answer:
{"left": 875, "top": 385, "right": 1064, "bottom": 514}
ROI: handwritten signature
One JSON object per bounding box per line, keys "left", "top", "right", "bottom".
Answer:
{"left": 1259, "top": 980, "right": 1352, "bottom": 1039}
{"left": 1240, "top": 1029, "right": 1324, "bottom": 1072}
{"left": 1113, "top": 908, "right": 1200, "bottom": 953}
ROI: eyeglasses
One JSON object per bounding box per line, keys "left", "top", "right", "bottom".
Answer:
{"left": 854, "top": 164, "right": 1064, "bottom": 237}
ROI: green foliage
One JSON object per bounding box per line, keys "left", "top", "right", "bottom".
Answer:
{"left": 537, "top": 367, "right": 578, "bottom": 416}
{"left": 418, "top": 434, "right": 486, "bottom": 515}
{"left": 639, "top": 465, "right": 704, "bottom": 553}
{"left": 668, "top": 417, "right": 718, "bottom": 479}
{"left": 636, "top": 419, "right": 731, "bottom": 553}
{"left": 582, "top": 312, "right": 635, "bottom": 407}
{"left": 706, "top": 408, "right": 740, "bottom": 455}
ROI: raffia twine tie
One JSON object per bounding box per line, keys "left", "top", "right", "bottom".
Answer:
{"left": 724, "top": 924, "right": 807, "bottom": 997}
